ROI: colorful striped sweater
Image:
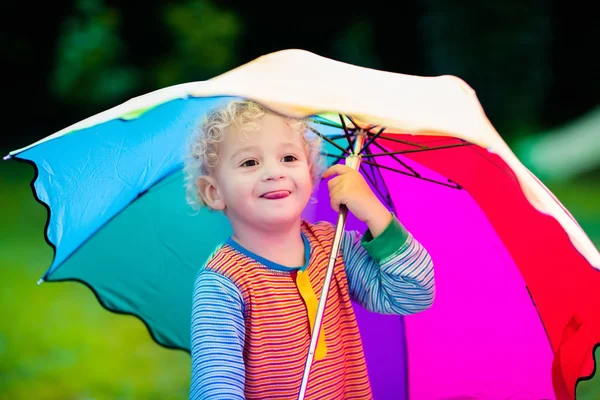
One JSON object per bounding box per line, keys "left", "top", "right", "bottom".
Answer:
{"left": 189, "top": 215, "right": 435, "bottom": 399}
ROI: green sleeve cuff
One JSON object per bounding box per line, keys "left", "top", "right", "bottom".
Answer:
{"left": 360, "top": 213, "right": 410, "bottom": 263}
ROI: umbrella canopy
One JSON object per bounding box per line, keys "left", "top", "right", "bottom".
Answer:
{"left": 6, "top": 49, "right": 599, "bottom": 399}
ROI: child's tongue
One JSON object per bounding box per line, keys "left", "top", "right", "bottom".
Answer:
{"left": 262, "top": 191, "right": 289, "bottom": 199}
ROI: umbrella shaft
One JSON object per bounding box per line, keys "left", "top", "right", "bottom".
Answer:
{"left": 297, "top": 131, "right": 366, "bottom": 400}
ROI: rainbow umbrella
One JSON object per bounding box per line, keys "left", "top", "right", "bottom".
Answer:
{"left": 5, "top": 50, "right": 599, "bottom": 399}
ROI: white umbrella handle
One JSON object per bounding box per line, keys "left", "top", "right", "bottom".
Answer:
{"left": 297, "top": 131, "right": 366, "bottom": 400}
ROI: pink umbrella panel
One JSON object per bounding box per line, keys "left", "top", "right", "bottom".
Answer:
{"left": 306, "top": 129, "right": 599, "bottom": 399}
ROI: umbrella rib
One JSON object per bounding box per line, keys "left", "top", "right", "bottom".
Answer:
{"left": 362, "top": 160, "right": 462, "bottom": 190}
{"left": 345, "top": 115, "right": 360, "bottom": 130}
{"left": 410, "top": 137, "right": 469, "bottom": 146}
{"left": 360, "top": 164, "right": 390, "bottom": 207}
{"left": 321, "top": 152, "right": 344, "bottom": 163}
{"left": 362, "top": 142, "right": 473, "bottom": 157}
{"left": 309, "top": 127, "right": 350, "bottom": 156}
{"left": 324, "top": 134, "right": 352, "bottom": 140}
{"left": 369, "top": 147, "right": 397, "bottom": 210}
{"left": 322, "top": 153, "right": 399, "bottom": 200}
{"left": 363, "top": 146, "right": 394, "bottom": 209}
{"left": 365, "top": 145, "right": 380, "bottom": 187}
{"left": 359, "top": 127, "right": 386, "bottom": 155}
{"left": 466, "top": 145, "right": 519, "bottom": 183}
{"left": 370, "top": 141, "right": 420, "bottom": 176}
{"left": 372, "top": 135, "right": 428, "bottom": 149}
{"left": 318, "top": 117, "right": 465, "bottom": 190}
{"left": 310, "top": 116, "right": 356, "bottom": 131}
{"left": 339, "top": 114, "right": 355, "bottom": 150}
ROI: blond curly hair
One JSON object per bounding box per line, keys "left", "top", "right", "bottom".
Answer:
{"left": 184, "top": 99, "right": 324, "bottom": 209}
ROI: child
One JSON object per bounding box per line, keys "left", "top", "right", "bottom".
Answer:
{"left": 185, "top": 100, "right": 435, "bottom": 400}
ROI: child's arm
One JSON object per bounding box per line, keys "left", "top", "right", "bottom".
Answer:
{"left": 341, "top": 214, "right": 435, "bottom": 315}
{"left": 190, "top": 269, "right": 246, "bottom": 400}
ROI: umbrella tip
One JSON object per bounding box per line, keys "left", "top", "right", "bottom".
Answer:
{"left": 3, "top": 154, "right": 11, "bottom": 161}
{"left": 37, "top": 278, "right": 44, "bottom": 285}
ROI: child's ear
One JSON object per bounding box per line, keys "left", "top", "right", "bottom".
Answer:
{"left": 196, "top": 176, "right": 225, "bottom": 210}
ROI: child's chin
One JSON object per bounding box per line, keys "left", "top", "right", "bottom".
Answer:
{"left": 259, "top": 210, "right": 301, "bottom": 225}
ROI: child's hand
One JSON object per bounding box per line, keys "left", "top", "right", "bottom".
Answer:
{"left": 322, "top": 164, "right": 392, "bottom": 236}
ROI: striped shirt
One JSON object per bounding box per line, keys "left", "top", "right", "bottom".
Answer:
{"left": 189, "top": 215, "right": 435, "bottom": 399}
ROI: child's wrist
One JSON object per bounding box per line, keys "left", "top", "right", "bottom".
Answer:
{"left": 364, "top": 204, "right": 393, "bottom": 238}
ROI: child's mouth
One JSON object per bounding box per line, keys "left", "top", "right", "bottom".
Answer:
{"left": 260, "top": 190, "right": 291, "bottom": 200}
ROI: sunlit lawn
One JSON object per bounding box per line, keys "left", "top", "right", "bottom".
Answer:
{"left": 0, "top": 161, "right": 190, "bottom": 400}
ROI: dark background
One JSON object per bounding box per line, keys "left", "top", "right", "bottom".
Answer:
{"left": 3, "top": 0, "right": 599, "bottom": 151}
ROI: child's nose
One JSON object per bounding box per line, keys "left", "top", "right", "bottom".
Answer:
{"left": 261, "top": 161, "right": 285, "bottom": 181}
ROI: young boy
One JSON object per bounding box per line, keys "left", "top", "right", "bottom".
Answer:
{"left": 185, "top": 100, "right": 435, "bottom": 400}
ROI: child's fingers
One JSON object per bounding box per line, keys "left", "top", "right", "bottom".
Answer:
{"left": 322, "top": 164, "right": 351, "bottom": 179}
{"left": 327, "top": 175, "right": 344, "bottom": 190}
{"left": 330, "top": 193, "right": 344, "bottom": 212}
{"left": 328, "top": 186, "right": 347, "bottom": 212}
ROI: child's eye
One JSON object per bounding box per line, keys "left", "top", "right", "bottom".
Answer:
{"left": 240, "top": 159, "right": 258, "bottom": 167}
{"left": 282, "top": 155, "right": 298, "bottom": 162}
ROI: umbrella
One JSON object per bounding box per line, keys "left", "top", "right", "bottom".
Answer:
{"left": 5, "top": 49, "right": 600, "bottom": 399}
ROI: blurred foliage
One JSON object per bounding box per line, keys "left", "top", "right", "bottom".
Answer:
{"left": 50, "top": 0, "right": 142, "bottom": 106}
{"left": 156, "top": 0, "right": 242, "bottom": 87}
{"left": 545, "top": 178, "right": 600, "bottom": 247}
{"left": 49, "top": 0, "right": 242, "bottom": 110}
{"left": 332, "top": 18, "right": 383, "bottom": 70}
{"left": 420, "top": 0, "right": 552, "bottom": 140}
{"left": 514, "top": 106, "right": 600, "bottom": 183}
{"left": 4, "top": 0, "right": 598, "bottom": 155}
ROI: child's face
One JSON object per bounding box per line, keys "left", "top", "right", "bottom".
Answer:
{"left": 211, "top": 113, "right": 313, "bottom": 229}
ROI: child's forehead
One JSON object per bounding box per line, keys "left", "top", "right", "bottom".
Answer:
{"left": 223, "top": 115, "right": 302, "bottom": 148}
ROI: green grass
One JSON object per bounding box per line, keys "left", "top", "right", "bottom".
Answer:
{"left": 577, "top": 346, "right": 600, "bottom": 400}
{"left": 544, "top": 179, "right": 600, "bottom": 247}
{"left": 0, "top": 161, "right": 190, "bottom": 400}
